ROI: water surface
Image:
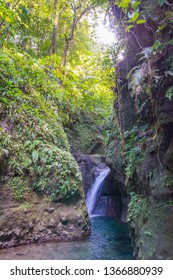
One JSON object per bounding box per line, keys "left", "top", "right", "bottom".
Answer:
{"left": 0, "top": 217, "right": 133, "bottom": 260}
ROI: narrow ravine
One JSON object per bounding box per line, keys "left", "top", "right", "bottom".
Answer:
{"left": 0, "top": 166, "right": 133, "bottom": 260}
{"left": 1, "top": 0, "right": 173, "bottom": 261}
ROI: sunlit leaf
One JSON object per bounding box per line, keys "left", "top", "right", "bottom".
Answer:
{"left": 125, "top": 24, "right": 134, "bottom": 32}
{"left": 128, "top": 12, "right": 139, "bottom": 23}
{"left": 136, "top": 19, "right": 146, "bottom": 24}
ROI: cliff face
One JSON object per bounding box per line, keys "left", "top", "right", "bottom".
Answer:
{"left": 107, "top": 0, "right": 173, "bottom": 259}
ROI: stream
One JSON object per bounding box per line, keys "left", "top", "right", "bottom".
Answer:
{"left": 0, "top": 216, "right": 133, "bottom": 260}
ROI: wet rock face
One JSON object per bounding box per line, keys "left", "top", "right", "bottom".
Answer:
{"left": 0, "top": 187, "right": 90, "bottom": 249}
{"left": 92, "top": 173, "right": 129, "bottom": 222}
{"left": 74, "top": 153, "right": 107, "bottom": 195}
{"left": 94, "top": 173, "right": 126, "bottom": 220}
{"left": 93, "top": 195, "right": 122, "bottom": 219}
{"left": 126, "top": 115, "right": 173, "bottom": 259}
{"left": 137, "top": 204, "right": 173, "bottom": 260}
{"left": 108, "top": 0, "right": 173, "bottom": 259}
{"left": 166, "top": 138, "right": 173, "bottom": 173}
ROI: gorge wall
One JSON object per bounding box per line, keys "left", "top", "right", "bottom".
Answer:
{"left": 106, "top": 0, "right": 173, "bottom": 259}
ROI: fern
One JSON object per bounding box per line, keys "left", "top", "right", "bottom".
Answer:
{"left": 166, "top": 86, "right": 173, "bottom": 100}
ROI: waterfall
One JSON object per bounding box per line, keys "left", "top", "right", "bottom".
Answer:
{"left": 86, "top": 167, "right": 110, "bottom": 217}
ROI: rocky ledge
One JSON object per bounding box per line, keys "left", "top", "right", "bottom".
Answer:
{"left": 0, "top": 186, "right": 90, "bottom": 249}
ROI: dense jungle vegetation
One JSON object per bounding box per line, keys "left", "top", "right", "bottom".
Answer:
{"left": 1, "top": 0, "right": 173, "bottom": 259}
{"left": 0, "top": 0, "right": 116, "bottom": 201}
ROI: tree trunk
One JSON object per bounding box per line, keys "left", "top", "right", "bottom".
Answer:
{"left": 60, "top": 39, "right": 70, "bottom": 68}
{"left": 49, "top": 0, "right": 59, "bottom": 55}
{"left": 60, "top": 4, "right": 94, "bottom": 69}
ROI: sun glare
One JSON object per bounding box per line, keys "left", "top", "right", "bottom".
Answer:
{"left": 95, "top": 21, "right": 117, "bottom": 45}
{"left": 88, "top": 12, "right": 117, "bottom": 46}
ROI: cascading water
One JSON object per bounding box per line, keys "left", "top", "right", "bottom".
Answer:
{"left": 86, "top": 167, "right": 110, "bottom": 216}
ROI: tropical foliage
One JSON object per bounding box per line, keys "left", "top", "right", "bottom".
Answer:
{"left": 0, "top": 0, "right": 116, "bottom": 201}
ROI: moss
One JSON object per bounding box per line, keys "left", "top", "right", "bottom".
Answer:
{"left": 66, "top": 113, "right": 104, "bottom": 154}
{"left": 138, "top": 203, "right": 173, "bottom": 259}
{"left": 18, "top": 202, "right": 33, "bottom": 211}
{"left": 140, "top": 0, "right": 160, "bottom": 21}
{"left": 7, "top": 177, "right": 29, "bottom": 200}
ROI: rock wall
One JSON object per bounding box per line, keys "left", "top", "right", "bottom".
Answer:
{"left": 75, "top": 153, "right": 106, "bottom": 194}
{"left": 107, "top": 0, "right": 173, "bottom": 259}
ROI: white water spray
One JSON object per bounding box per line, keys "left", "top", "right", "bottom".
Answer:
{"left": 86, "top": 168, "right": 110, "bottom": 217}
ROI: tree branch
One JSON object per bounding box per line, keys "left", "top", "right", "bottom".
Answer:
{"left": 12, "top": 0, "right": 21, "bottom": 10}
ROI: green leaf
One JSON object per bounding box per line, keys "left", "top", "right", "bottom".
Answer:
{"left": 128, "top": 12, "right": 139, "bottom": 23}
{"left": 24, "top": 140, "right": 31, "bottom": 147}
{"left": 0, "top": 97, "right": 8, "bottom": 105}
{"left": 168, "top": 40, "right": 173, "bottom": 46}
{"left": 0, "top": 52, "right": 9, "bottom": 60}
{"left": 32, "top": 150, "right": 39, "bottom": 163}
{"left": 117, "top": 0, "right": 130, "bottom": 9}
{"left": 157, "top": 24, "right": 166, "bottom": 32}
{"left": 131, "top": 1, "right": 141, "bottom": 10}
{"left": 136, "top": 19, "right": 146, "bottom": 25}
{"left": 125, "top": 24, "right": 134, "bottom": 32}
{"left": 166, "top": 86, "right": 173, "bottom": 100}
